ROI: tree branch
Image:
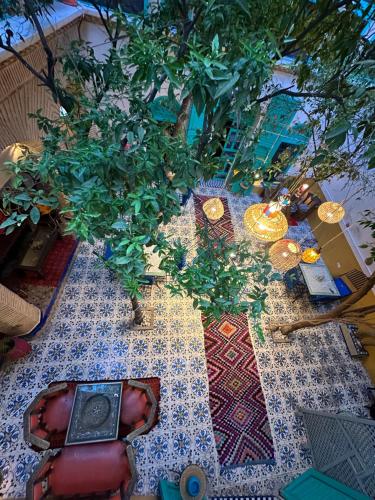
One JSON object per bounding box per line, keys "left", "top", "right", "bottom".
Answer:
{"left": 91, "top": 0, "right": 115, "bottom": 45}
{"left": 281, "top": 0, "right": 353, "bottom": 57}
{"left": 146, "top": 5, "right": 204, "bottom": 104}
{"left": 0, "top": 36, "right": 49, "bottom": 86}
{"left": 256, "top": 86, "right": 344, "bottom": 105}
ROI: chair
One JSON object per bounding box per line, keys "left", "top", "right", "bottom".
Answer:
{"left": 23, "top": 382, "right": 75, "bottom": 451}
{"left": 26, "top": 441, "right": 137, "bottom": 500}
{"left": 119, "top": 379, "right": 158, "bottom": 442}
{"left": 24, "top": 378, "right": 160, "bottom": 451}
{"left": 293, "top": 193, "right": 321, "bottom": 221}
{"left": 284, "top": 268, "right": 307, "bottom": 302}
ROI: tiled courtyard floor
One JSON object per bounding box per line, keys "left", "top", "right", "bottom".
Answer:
{"left": 0, "top": 190, "right": 371, "bottom": 498}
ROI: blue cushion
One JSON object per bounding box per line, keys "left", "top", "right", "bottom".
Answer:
{"left": 334, "top": 278, "right": 352, "bottom": 297}
{"left": 104, "top": 243, "right": 113, "bottom": 261}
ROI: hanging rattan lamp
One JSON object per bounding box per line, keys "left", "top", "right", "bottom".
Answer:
{"left": 269, "top": 239, "right": 302, "bottom": 271}
{"left": 243, "top": 203, "right": 288, "bottom": 242}
{"left": 301, "top": 247, "right": 321, "bottom": 264}
{"left": 318, "top": 202, "right": 345, "bottom": 224}
{"left": 202, "top": 198, "right": 224, "bottom": 221}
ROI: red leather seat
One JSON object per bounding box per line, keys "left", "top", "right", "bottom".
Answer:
{"left": 43, "top": 388, "right": 75, "bottom": 433}
{"left": 28, "top": 441, "right": 136, "bottom": 500}
{"left": 24, "top": 383, "right": 74, "bottom": 451}
{"left": 121, "top": 386, "right": 149, "bottom": 426}
{"left": 50, "top": 441, "right": 131, "bottom": 496}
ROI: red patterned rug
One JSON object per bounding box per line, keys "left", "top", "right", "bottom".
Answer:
{"left": 194, "top": 194, "right": 275, "bottom": 467}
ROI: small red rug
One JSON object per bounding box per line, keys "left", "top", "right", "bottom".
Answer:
{"left": 194, "top": 195, "right": 275, "bottom": 467}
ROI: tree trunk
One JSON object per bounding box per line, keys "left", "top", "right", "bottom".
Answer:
{"left": 172, "top": 95, "right": 192, "bottom": 138}
{"left": 274, "top": 270, "right": 375, "bottom": 336}
{"left": 131, "top": 296, "right": 144, "bottom": 325}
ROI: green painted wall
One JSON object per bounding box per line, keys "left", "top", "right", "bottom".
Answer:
{"left": 186, "top": 94, "right": 310, "bottom": 179}
{"left": 253, "top": 95, "right": 309, "bottom": 172}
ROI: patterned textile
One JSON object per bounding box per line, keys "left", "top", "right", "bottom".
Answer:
{"left": 194, "top": 194, "right": 234, "bottom": 242}
{"left": 204, "top": 314, "right": 275, "bottom": 467}
{"left": 194, "top": 195, "right": 274, "bottom": 467}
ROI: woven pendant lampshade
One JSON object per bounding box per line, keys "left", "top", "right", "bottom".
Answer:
{"left": 301, "top": 247, "right": 321, "bottom": 264}
{"left": 269, "top": 239, "right": 302, "bottom": 271}
{"left": 202, "top": 198, "right": 224, "bottom": 221}
{"left": 318, "top": 202, "right": 345, "bottom": 224}
{"left": 243, "top": 203, "right": 288, "bottom": 242}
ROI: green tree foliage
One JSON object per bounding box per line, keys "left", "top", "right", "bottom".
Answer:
{"left": 1, "top": 0, "right": 374, "bottom": 328}
{"left": 160, "top": 225, "right": 281, "bottom": 339}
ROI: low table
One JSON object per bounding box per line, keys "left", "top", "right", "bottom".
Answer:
{"left": 65, "top": 382, "right": 123, "bottom": 446}
{"left": 17, "top": 224, "right": 57, "bottom": 277}
{"left": 299, "top": 262, "right": 340, "bottom": 297}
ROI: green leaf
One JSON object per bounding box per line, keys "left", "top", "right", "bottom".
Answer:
{"left": 13, "top": 193, "right": 31, "bottom": 202}
{"left": 234, "top": 0, "right": 250, "bottom": 16}
{"left": 325, "top": 120, "right": 350, "bottom": 140}
{"left": 162, "top": 64, "right": 179, "bottom": 86}
{"left": 0, "top": 217, "right": 16, "bottom": 229}
{"left": 211, "top": 34, "right": 219, "bottom": 54}
{"left": 114, "top": 256, "right": 131, "bottom": 265}
{"left": 214, "top": 72, "right": 240, "bottom": 99}
{"left": 134, "top": 199, "right": 141, "bottom": 215}
{"left": 30, "top": 206, "right": 40, "bottom": 225}
{"left": 137, "top": 127, "right": 145, "bottom": 143}
{"left": 111, "top": 220, "right": 127, "bottom": 230}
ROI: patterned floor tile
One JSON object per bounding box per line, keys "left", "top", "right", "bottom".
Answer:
{"left": 0, "top": 191, "right": 371, "bottom": 498}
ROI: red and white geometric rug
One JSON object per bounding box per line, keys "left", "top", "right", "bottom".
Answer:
{"left": 194, "top": 194, "right": 275, "bottom": 467}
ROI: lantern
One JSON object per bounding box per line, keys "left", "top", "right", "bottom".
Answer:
{"left": 301, "top": 247, "right": 321, "bottom": 264}
{"left": 318, "top": 202, "right": 345, "bottom": 224}
{"left": 202, "top": 198, "right": 224, "bottom": 221}
{"left": 269, "top": 239, "right": 302, "bottom": 271}
{"left": 243, "top": 203, "right": 288, "bottom": 242}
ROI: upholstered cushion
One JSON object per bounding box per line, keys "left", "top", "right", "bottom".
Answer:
{"left": 49, "top": 441, "right": 131, "bottom": 496}
{"left": 43, "top": 389, "right": 74, "bottom": 433}
{"left": 120, "top": 387, "right": 149, "bottom": 426}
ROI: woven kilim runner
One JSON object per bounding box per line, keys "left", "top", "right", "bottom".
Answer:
{"left": 194, "top": 194, "right": 275, "bottom": 467}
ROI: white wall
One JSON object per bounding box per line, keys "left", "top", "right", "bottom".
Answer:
{"left": 320, "top": 176, "right": 375, "bottom": 275}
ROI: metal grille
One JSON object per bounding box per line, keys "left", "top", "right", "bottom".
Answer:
{"left": 341, "top": 269, "right": 367, "bottom": 291}
{"left": 298, "top": 407, "right": 375, "bottom": 497}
